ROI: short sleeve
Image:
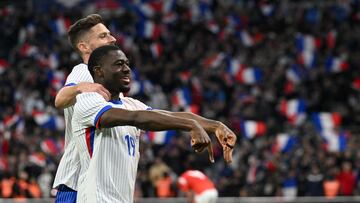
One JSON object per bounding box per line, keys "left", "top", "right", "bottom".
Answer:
{"left": 73, "top": 92, "right": 112, "bottom": 128}
{"left": 64, "top": 64, "right": 93, "bottom": 86}
{"left": 123, "top": 97, "right": 152, "bottom": 111}
{"left": 177, "top": 176, "right": 189, "bottom": 192}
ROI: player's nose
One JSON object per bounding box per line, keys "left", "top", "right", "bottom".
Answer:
{"left": 108, "top": 34, "right": 116, "bottom": 44}
{"left": 122, "top": 64, "right": 131, "bottom": 73}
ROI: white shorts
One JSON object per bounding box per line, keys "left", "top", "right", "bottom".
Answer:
{"left": 194, "top": 189, "right": 218, "bottom": 203}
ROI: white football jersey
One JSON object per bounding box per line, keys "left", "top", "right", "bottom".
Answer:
{"left": 72, "top": 92, "right": 151, "bottom": 203}
{"left": 53, "top": 63, "right": 93, "bottom": 190}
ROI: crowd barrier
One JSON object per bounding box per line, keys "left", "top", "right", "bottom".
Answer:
{"left": 135, "top": 196, "right": 360, "bottom": 203}
{"left": 1, "top": 196, "right": 360, "bottom": 203}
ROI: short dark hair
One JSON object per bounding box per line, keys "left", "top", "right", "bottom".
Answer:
{"left": 88, "top": 45, "right": 121, "bottom": 76}
{"left": 68, "top": 14, "right": 104, "bottom": 53}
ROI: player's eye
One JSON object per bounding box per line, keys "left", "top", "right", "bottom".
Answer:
{"left": 116, "top": 61, "right": 124, "bottom": 66}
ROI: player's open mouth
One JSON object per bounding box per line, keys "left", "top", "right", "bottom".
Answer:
{"left": 122, "top": 77, "right": 130, "bottom": 83}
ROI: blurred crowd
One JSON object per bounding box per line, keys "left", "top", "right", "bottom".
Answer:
{"left": 1, "top": 0, "right": 360, "bottom": 199}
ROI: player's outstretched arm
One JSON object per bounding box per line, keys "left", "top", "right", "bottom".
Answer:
{"left": 154, "top": 110, "right": 237, "bottom": 163}
{"left": 55, "top": 82, "right": 111, "bottom": 108}
{"left": 99, "top": 109, "right": 214, "bottom": 162}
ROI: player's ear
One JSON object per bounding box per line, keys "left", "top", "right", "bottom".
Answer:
{"left": 77, "top": 41, "right": 90, "bottom": 55}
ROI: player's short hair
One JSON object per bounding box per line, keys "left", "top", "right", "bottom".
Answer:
{"left": 68, "top": 14, "right": 104, "bottom": 53}
{"left": 88, "top": 45, "right": 121, "bottom": 76}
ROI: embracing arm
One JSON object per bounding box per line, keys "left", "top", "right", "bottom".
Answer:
{"left": 55, "top": 86, "right": 79, "bottom": 108}
{"left": 55, "top": 82, "right": 110, "bottom": 108}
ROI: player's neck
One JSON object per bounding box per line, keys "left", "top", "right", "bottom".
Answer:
{"left": 82, "top": 55, "right": 89, "bottom": 64}
{"left": 110, "top": 92, "right": 121, "bottom": 101}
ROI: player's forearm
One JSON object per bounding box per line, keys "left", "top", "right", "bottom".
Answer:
{"left": 155, "top": 110, "right": 221, "bottom": 134}
{"left": 55, "top": 86, "right": 79, "bottom": 108}
{"left": 100, "top": 109, "right": 198, "bottom": 131}
{"left": 185, "top": 192, "right": 193, "bottom": 203}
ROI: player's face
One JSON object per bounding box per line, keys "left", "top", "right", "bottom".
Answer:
{"left": 85, "top": 23, "right": 116, "bottom": 52}
{"left": 102, "top": 50, "right": 131, "bottom": 93}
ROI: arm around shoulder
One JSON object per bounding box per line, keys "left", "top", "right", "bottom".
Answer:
{"left": 55, "top": 82, "right": 111, "bottom": 109}
{"left": 54, "top": 85, "right": 80, "bottom": 108}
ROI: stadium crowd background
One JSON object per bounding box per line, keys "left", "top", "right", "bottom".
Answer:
{"left": 1, "top": 0, "right": 360, "bottom": 199}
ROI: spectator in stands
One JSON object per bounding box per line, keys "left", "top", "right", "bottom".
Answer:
{"left": 305, "top": 164, "right": 324, "bottom": 196}
{"left": 156, "top": 171, "right": 175, "bottom": 198}
{"left": 323, "top": 169, "right": 340, "bottom": 199}
{"left": 336, "top": 161, "right": 356, "bottom": 196}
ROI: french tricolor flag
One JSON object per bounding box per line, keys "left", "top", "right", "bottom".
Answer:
{"left": 189, "top": 0, "right": 212, "bottom": 22}
{"left": 53, "top": 16, "right": 71, "bottom": 36}
{"left": 116, "top": 33, "right": 134, "bottom": 52}
{"left": 0, "top": 59, "right": 9, "bottom": 74}
{"left": 138, "top": 2, "right": 157, "bottom": 18}
{"left": 49, "top": 70, "right": 66, "bottom": 90}
{"left": 327, "top": 30, "right": 337, "bottom": 49}
{"left": 41, "top": 138, "right": 60, "bottom": 156}
{"left": 279, "top": 99, "right": 306, "bottom": 125}
{"left": 163, "top": 12, "right": 177, "bottom": 24}
{"left": 150, "top": 43, "right": 163, "bottom": 58}
{"left": 20, "top": 43, "right": 38, "bottom": 57}
{"left": 179, "top": 70, "right": 191, "bottom": 83}
{"left": 37, "top": 53, "right": 59, "bottom": 70}
{"left": 320, "top": 130, "right": 347, "bottom": 152}
{"left": 241, "top": 121, "right": 266, "bottom": 139}
{"left": 352, "top": 77, "right": 360, "bottom": 91}
{"left": 286, "top": 64, "right": 304, "bottom": 84}
{"left": 295, "top": 34, "right": 320, "bottom": 68}
{"left": 191, "top": 76, "right": 202, "bottom": 93}
{"left": 295, "top": 34, "right": 320, "bottom": 52}
{"left": 3, "top": 114, "right": 20, "bottom": 128}
{"left": 325, "top": 56, "right": 349, "bottom": 73}
{"left": 172, "top": 88, "right": 192, "bottom": 107}
{"left": 259, "top": 1, "right": 275, "bottom": 17}
{"left": 237, "top": 67, "right": 262, "bottom": 84}
{"left": 272, "top": 133, "right": 297, "bottom": 153}
{"left": 227, "top": 58, "right": 245, "bottom": 79}
{"left": 239, "top": 30, "right": 254, "bottom": 47}
{"left": 206, "top": 20, "right": 220, "bottom": 34}
{"left": 146, "top": 130, "right": 176, "bottom": 145}
{"left": 312, "top": 112, "right": 341, "bottom": 131}
{"left": 202, "top": 53, "right": 225, "bottom": 69}
{"left": 297, "top": 50, "right": 316, "bottom": 68}
{"left": 28, "top": 152, "right": 46, "bottom": 167}
{"left": 185, "top": 104, "right": 200, "bottom": 115}
{"left": 32, "top": 110, "right": 65, "bottom": 131}
{"left": 138, "top": 20, "right": 161, "bottom": 39}
{"left": 162, "top": 0, "right": 177, "bottom": 24}
{"left": 162, "top": 0, "right": 176, "bottom": 14}
{"left": 225, "top": 15, "right": 242, "bottom": 32}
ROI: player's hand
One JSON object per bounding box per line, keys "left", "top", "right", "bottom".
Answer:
{"left": 190, "top": 122, "right": 214, "bottom": 163}
{"left": 214, "top": 122, "right": 237, "bottom": 163}
{"left": 77, "top": 82, "right": 111, "bottom": 101}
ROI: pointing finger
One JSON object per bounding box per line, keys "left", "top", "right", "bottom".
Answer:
{"left": 208, "top": 144, "right": 214, "bottom": 163}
